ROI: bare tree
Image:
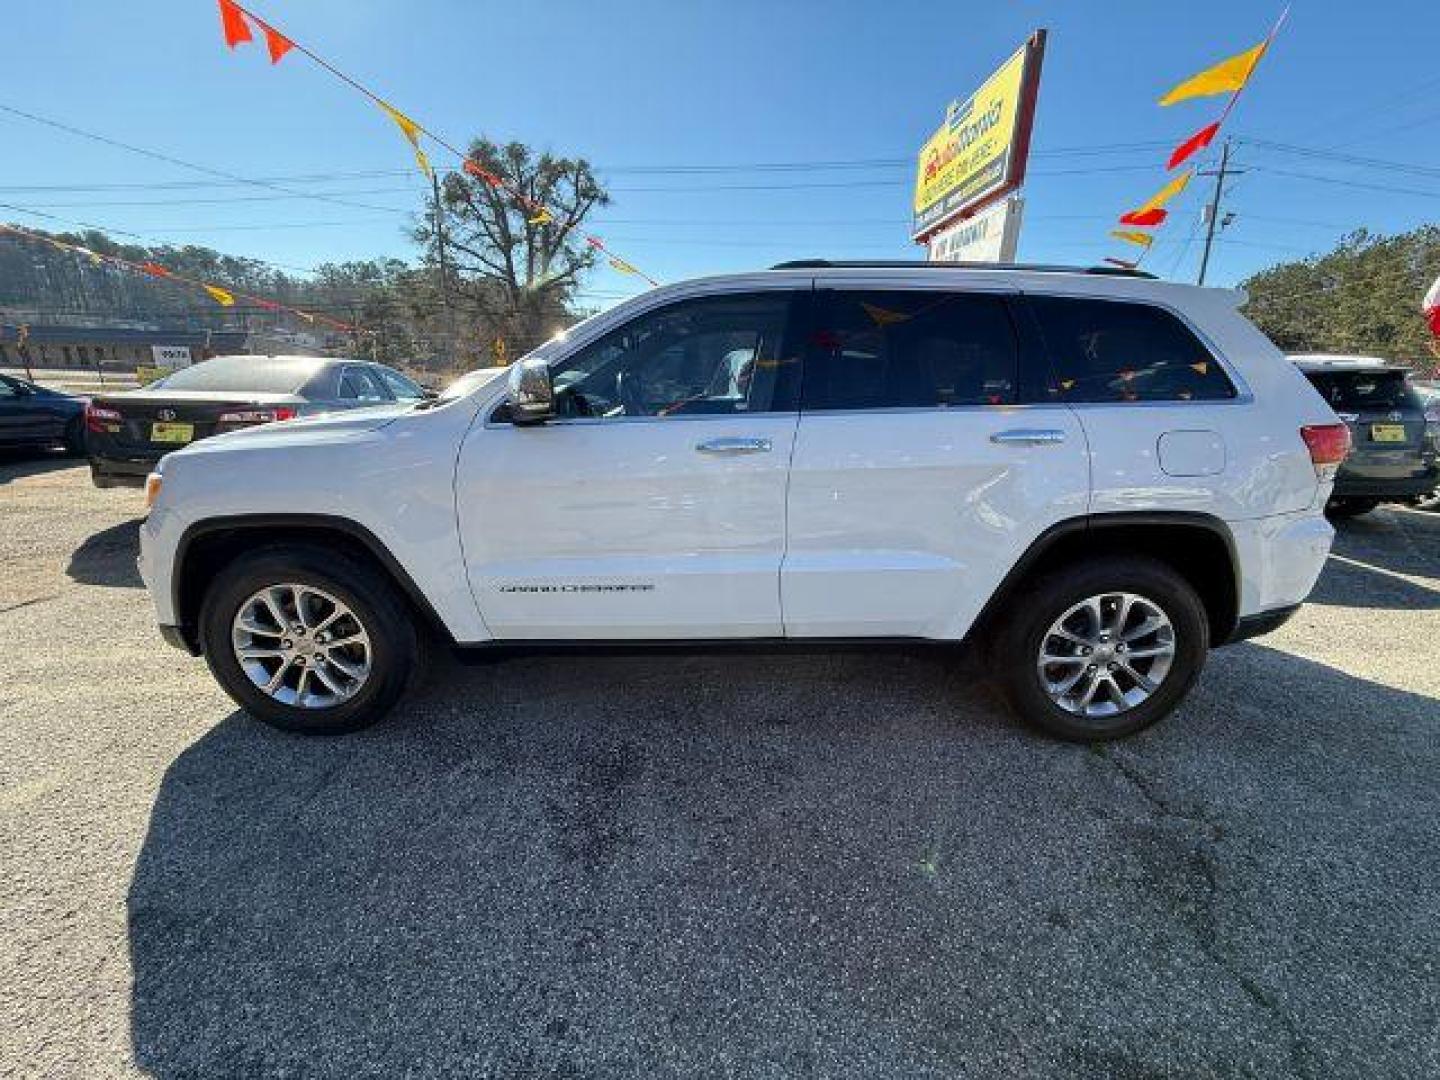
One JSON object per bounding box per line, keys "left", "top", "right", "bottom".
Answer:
{"left": 415, "top": 139, "right": 610, "bottom": 359}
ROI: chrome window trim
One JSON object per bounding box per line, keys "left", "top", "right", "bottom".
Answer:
{"left": 485, "top": 409, "right": 801, "bottom": 430}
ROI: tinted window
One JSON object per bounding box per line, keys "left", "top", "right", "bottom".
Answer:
{"left": 803, "top": 291, "right": 1018, "bottom": 410}
{"left": 1028, "top": 296, "right": 1236, "bottom": 402}
{"left": 1306, "top": 370, "right": 1419, "bottom": 412}
{"left": 540, "top": 293, "right": 797, "bottom": 420}
{"left": 337, "top": 367, "right": 390, "bottom": 402}
{"left": 0, "top": 376, "right": 19, "bottom": 400}
{"left": 149, "top": 356, "right": 317, "bottom": 394}
{"left": 374, "top": 366, "right": 425, "bottom": 400}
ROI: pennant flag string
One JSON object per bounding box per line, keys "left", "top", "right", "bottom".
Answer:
{"left": 215, "top": 0, "right": 662, "bottom": 288}
{"left": 0, "top": 221, "right": 364, "bottom": 331}
{"left": 1105, "top": 7, "right": 1289, "bottom": 272}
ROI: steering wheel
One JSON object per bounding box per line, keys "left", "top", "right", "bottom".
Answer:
{"left": 616, "top": 371, "right": 647, "bottom": 417}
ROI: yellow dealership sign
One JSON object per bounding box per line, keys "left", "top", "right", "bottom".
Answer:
{"left": 913, "top": 32, "right": 1046, "bottom": 240}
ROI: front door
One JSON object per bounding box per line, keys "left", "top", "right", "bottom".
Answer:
{"left": 781, "top": 285, "right": 1089, "bottom": 639}
{"left": 456, "top": 289, "right": 804, "bottom": 639}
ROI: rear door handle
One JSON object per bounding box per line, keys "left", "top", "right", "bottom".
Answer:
{"left": 990, "top": 428, "right": 1067, "bottom": 446}
{"left": 696, "top": 436, "right": 773, "bottom": 455}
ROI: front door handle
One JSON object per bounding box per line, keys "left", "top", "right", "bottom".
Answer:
{"left": 990, "top": 428, "right": 1067, "bottom": 446}
{"left": 696, "top": 436, "right": 773, "bottom": 455}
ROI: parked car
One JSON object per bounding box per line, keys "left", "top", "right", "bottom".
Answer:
{"left": 139, "top": 262, "right": 1345, "bottom": 742}
{"left": 85, "top": 354, "right": 431, "bottom": 488}
{"left": 1290, "top": 355, "right": 1440, "bottom": 517}
{"left": 0, "top": 373, "right": 86, "bottom": 455}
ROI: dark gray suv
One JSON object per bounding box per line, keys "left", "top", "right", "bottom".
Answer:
{"left": 1292, "top": 355, "right": 1440, "bottom": 517}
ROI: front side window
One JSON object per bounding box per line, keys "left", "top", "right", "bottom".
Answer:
{"left": 374, "top": 366, "right": 426, "bottom": 401}
{"left": 539, "top": 292, "right": 798, "bottom": 420}
{"left": 337, "top": 367, "right": 390, "bottom": 402}
{"left": 1028, "top": 295, "right": 1237, "bottom": 403}
{"left": 802, "top": 290, "right": 1019, "bottom": 411}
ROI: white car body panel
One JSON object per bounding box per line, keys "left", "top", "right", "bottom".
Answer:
{"left": 139, "top": 267, "right": 1337, "bottom": 652}
{"left": 782, "top": 404, "right": 1089, "bottom": 638}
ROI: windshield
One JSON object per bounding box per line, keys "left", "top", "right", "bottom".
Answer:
{"left": 149, "top": 355, "right": 318, "bottom": 394}
{"left": 1308, "top": 370, "right": 1419, "bottom": 412}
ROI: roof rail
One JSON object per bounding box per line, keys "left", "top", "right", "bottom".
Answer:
{"left": 769, "top": 259, "right": 1157, "bottom": 280}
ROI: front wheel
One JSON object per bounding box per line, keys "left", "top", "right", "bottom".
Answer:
{"left": 199, "top": 545, "right": 418, "bottom": 734}
{"left": 992, "top": 557, "right": 1209, "bottom": 742}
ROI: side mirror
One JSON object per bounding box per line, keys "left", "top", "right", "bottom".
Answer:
{"left": 507, "top": 356, "right": 555, "bottom": 423}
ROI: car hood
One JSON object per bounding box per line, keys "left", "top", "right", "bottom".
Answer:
{"left": 170, "top": 402, "right": 411, "bottom": 457}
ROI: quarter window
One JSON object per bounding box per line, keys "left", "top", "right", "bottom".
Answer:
{"left": 541, "top": 293, "right": 798, "bottom": 420}
{"left": 1027, "top": 296, "right": 1236, "bottom": 402}
{"left": 337, "top": 367, "right": 390, "bottom": 402}
{"left": 802, "top": 290, "right": 1019, "bottom": 410}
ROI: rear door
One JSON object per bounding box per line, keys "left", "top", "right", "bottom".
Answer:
{"left": 781, "top": 285, "right": 1088, "bottom": 639}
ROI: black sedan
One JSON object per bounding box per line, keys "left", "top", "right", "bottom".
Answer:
{"left": 0, "top": 373, "right": 87, "bottom": 455}
{"left": 86, "top": 354, "right": 431, "bottom": 488}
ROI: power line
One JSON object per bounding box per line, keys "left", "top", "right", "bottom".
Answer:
{"left": 0, "top": 101, "right": 421, "bottom": 215}
{"left": 1238, "top": 138, "right": 1440, "bottom": 182}
{"left": 1248, "top": 165, "right": 1440, "bottom": 200}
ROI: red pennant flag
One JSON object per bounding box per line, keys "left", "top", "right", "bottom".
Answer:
{"left": 217, "top": 0, "right": 253, "bottom": 49}
{"left": 462, "top": 159, "right": 503, "bottom": 187}
{"left": 1425, "top": 274, "right": 1440, "bottom": 337}
{"left": 261, "top": 23, "right": 293, "bottom": 63}
{"left": 1119, "top": 208, "right": 1167, "bottom": 228}
{"left": 139, "top": 261, "right": 172, "bottom": 278}
{"left": 586, "top": 235, "right": 605, "bottom": 250}
{"left": 1168, "top": 121, "right": 1221, "bottom": 170}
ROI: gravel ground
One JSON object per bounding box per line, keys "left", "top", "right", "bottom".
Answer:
{"left": 1, "top": 452, "right": 1437, "bottom": 1079}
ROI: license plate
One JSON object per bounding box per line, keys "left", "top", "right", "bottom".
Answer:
{"left": 1370, "top": 423, "right": 1406, "bottom": 443}
{"left": 150, "top": 421, "right": 194, "bottom": 444}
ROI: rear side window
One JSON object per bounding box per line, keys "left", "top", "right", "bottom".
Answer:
{"left": 1027, "top": 296, "right": 1237, "bottom": 403}
{"left": 803, "top": 290, "right": 1019, "bottom": 410}
{"left": 1306, "top": 370, "right": 1419, "bottom": 412}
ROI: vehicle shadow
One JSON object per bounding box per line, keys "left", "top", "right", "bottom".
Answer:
{"left": 1310, "top": 507, "right": 1440, "bottom": 609}
{"left": 127, "top": 641, "right": 1439, "bottom": 1077}
{"left": 0, "top": 448, "right": 80, "bottom": 485}
{"left": 66, "top": 518, "right": 143, "bottom": 588}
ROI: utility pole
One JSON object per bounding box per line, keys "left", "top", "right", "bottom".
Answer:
{"left": 1197, "top": 139, "right": 1244, "bottom": 287}
{"left": 430, "top": 170, "right": 459, "bottom": 361}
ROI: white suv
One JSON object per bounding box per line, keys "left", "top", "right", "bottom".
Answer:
{"left": 139, "top": 262, "right": 1346, "bottom": 741}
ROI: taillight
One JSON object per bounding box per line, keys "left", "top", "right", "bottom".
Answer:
{"left": 217, "top": 407, "right": 297, "bottom": 425}
{"left": 85, "top": 403, "right": 121, "bottom": 433}
{"left": 1300, "top": 423, "right": 1351, "bottom": 481}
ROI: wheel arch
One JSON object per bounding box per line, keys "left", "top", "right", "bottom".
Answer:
{"left": 172, "top": 514, "right": 454, "bottom": 654}
{"left": 968, "top": 512, "right": 1241, "bottom": 648}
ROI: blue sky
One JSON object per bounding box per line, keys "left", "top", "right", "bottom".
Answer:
{"left": 4, "top": 1, "right": 1438, "bottom": 308}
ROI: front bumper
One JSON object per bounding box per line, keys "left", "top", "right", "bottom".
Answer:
{"left": 89, "top": 453, "right": 157, "bottom": 488}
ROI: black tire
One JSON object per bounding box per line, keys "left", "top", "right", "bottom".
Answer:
{"left": 1325, "top": 498, "right": 1379, "bottom": 519}
{"left": 199, "top": 544, "right": 419, "bottom": 735}
{"left": 991, "top": 556, "right": 1209, "bottom": 742}
{"left": 62, "top": 416, "right": 86, "bottom": 457}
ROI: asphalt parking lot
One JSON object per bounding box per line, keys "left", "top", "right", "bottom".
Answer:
{"left": 2, "top": 452, "right": 1437, "bottom": 1079}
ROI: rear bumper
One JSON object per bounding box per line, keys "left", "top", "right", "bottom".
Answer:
{"left": 1332, "top": 467, "right": 1438, "bottom": 502}
{"left": 89, "top": 453, "right": 158, "bottom": 488}
{"left": 1228, "top": 510, "right": 1334, "bottom": 623}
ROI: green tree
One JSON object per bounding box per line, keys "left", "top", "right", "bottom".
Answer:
{"left": 415, "top": 139, "right": 610, "bottom": 363}
{"left": 1242, "top": 226, "right": 1440, "bottom": 374}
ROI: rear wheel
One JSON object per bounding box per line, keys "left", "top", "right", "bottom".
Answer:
{"left": 1326, "top": 498, "right": 1380, "bottom": 519}
{"left": 199, "top": 545, "right": 418, "bottom": 734}
{"left": 992, "top": 557, "right": 1209, "bottom": 742}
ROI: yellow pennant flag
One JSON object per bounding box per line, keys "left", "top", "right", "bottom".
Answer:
{"left": 203, "top": 284, "right": 236, "bottom": 307}
{"left": 608, "top": 256, "right": 641, "bottom": 275}
{"left": 378, "top": 100, "right": 432, "bottom": 179}
{"left": 528, "top": 208, "right": 553, "bottom": 226}
{"left": 1159, "top": 41, "right": 1267, "bottom": 106}
{"left": 1136, "top": 169, "right": 1193, "bottom": 214}
{"left": 1110, "top": 230, "right": 1155, "bottom": 249}
{"left": 861, "top": 302, "right": 912, "bottom": 327}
